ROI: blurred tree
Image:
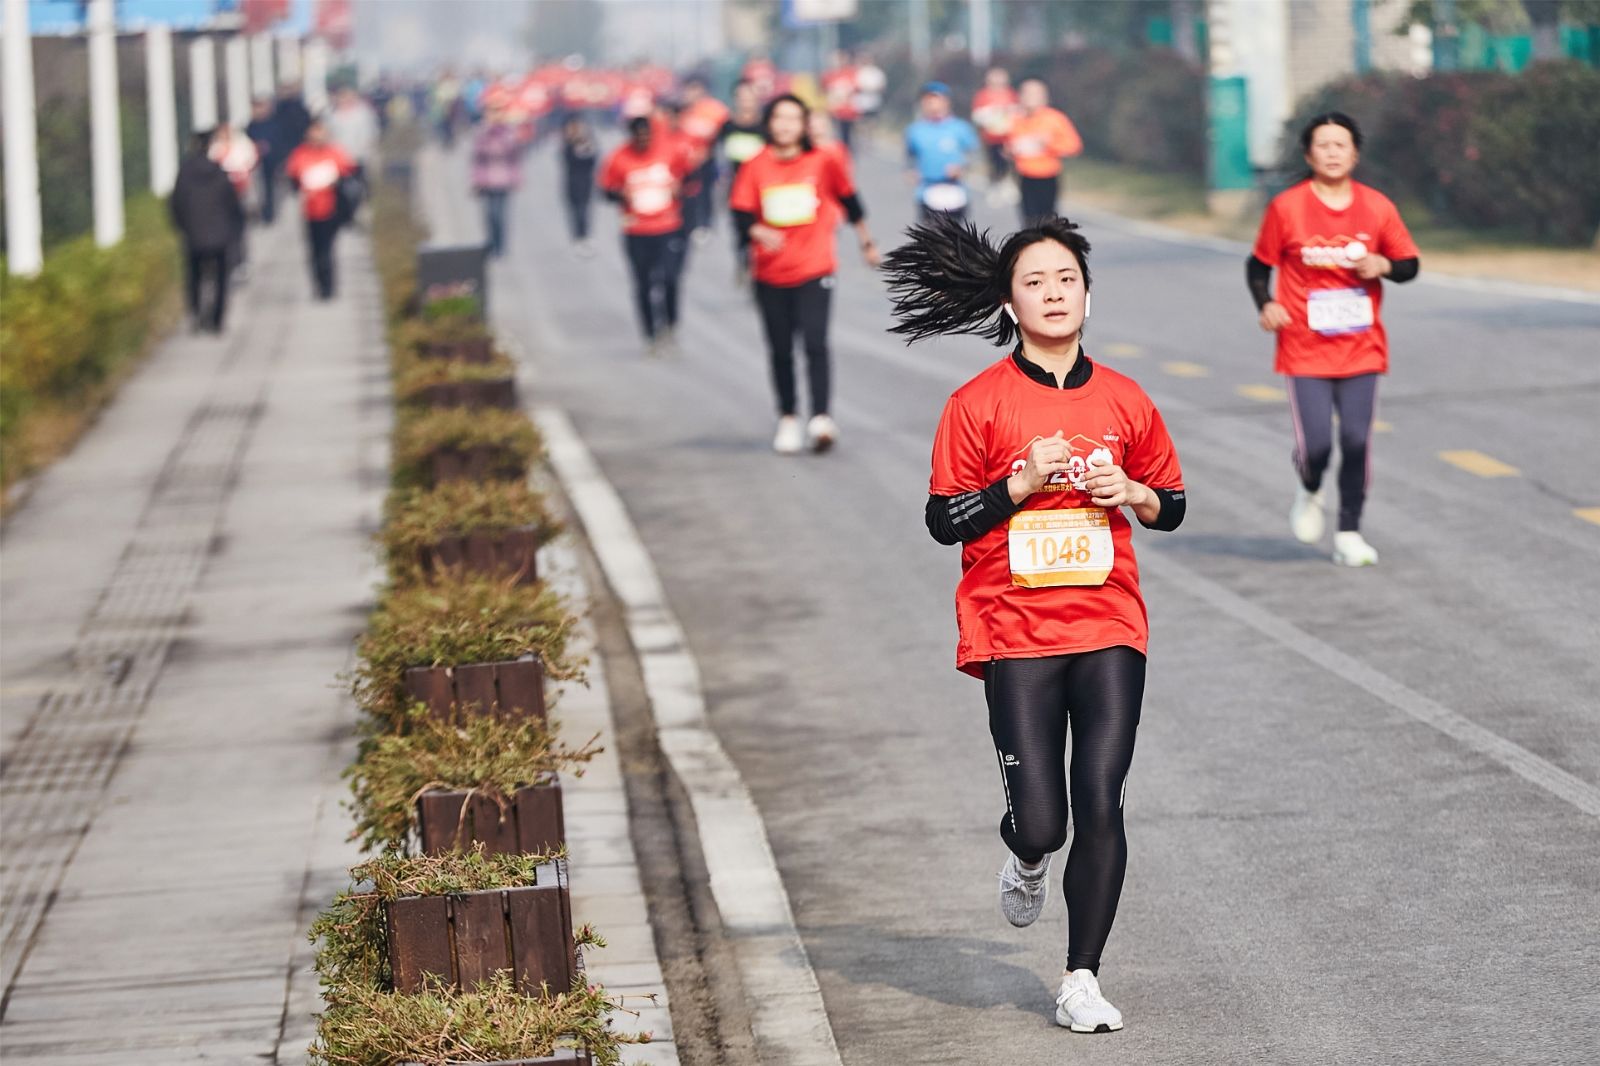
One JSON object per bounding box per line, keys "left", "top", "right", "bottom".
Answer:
{"left": 527, "top": 0, "right": 604, "bottom": 62}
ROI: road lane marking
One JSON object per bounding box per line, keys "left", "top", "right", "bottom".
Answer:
{"left": 1143, "top": 549, "right": 1600, "bottom": 819}
{"left": 536, "top": 406, "right": 844, "bottom": 1066}
{"left": 1439, "top": 450, "right": 1520, "bottom": 478}
{"left": 1237, "top": 384, "right": 1286, "bottom": 402}
{"left": 1162, "top": 361, "right": 1210, "bottom": 378}
{"left": 1574, "top": 508, "right": 1600, "bottom": 526}
{"left": 1373, "top": 420, "right": 1393, "bottom": 433}
{"left": 1104, "top": 342, "right": 1143, "bottom": 358}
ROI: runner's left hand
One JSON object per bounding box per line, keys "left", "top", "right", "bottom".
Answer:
{"left": 1083, "top": 460, "right": 1145, "bottom": 510}
{"left": 861, "top": 239, "right": 882, "bottom": 269}
{"left": 1352, "top": 252, "right": 1391, "bottom": 280}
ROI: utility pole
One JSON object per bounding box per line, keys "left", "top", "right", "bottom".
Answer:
{"left": 1204, "top": 0, "right": 1253, "bottom": 218}
{"left": 304, "top": 37, "right": 329, "bottom": 114}
{"left": 226, "top": 34, "right": 251, "bottom": 127}
{"left": 277, "top": 34, "right": 301, "bottom": 87}
{"left": 189, "top": 35, "right": 218, "bottom": 130}
{"left": 969, "top": 0, "right": 992, "bottom": 69}
{"left": 1352, "top": 0, "right": 1373, "bottom": 73}
{"left": 2, "top": 0, "right": 44, "bottom": 276}
{"left": 250, "top": 33, "right": 274, "bottom": 100}
{"left": 1432, "top": 0, "right": 1460, "bottom": 70}
{"left": 88, "top": 0, "right": 124, "bottom": 248}
{"left": 909, "top": 0, "right": 930, "bottom": 74}
{"left": 146, "top": 24, "right": 178, "bottom": 196}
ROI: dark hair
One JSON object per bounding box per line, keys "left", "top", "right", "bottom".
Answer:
{"left": 762, "top": 93, "right": 814, "bottom": 153}
{"left": 883, "top": 214, "right": 1092, "bottom": 347}
{"left": 627, "top": 115, "right": 651, "bottom": 138}
{"left": 683, "top": 74, "right": 708, "bottom": 90}
{"left": 1300, "top": 111, "right": 1363, "bottom": 152}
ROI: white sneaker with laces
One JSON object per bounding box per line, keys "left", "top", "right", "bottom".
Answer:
{"left": 997, "top": 853, "right": 1050, "bottom": 927}
{"left": 1290, "top": 485, "right": 1326, "bottom": 544}
{"left": 1332, "top": 530, "right": 1379, "bottom": 567}
{"left": 1055, "top": 968, "right": 1123, "bottom": 1033}
{"left": 806, "top": 414, "right": 838, "bottom": 453}
{"left": 773, "top": 416, "right": 803, "bottom": 455}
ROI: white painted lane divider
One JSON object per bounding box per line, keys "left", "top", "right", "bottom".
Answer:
{"left": 536, "top": 407, "right": 845, "bottom": 1066}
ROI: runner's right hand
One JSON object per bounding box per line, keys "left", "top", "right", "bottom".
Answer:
{"left": 1008, "top": 431, "right": 1071, "bottom": 500}
{"left": 750, "top": 223, "right": 785, "bottom": 252}
{"left": 1258, "top": 301, "right": 1291, "bottom": 332}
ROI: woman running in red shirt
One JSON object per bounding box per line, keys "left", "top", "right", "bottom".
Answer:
{"left": 884, "top": 214, "right": 1186, "bottom": 1035}
{"left": 729, "top": 94, "right": 881, "bottom": 455}
{"left": 600, "top": 116, "right": 691, "bottom": 355}
{"left": 1248, "top": 111, "right": 1419, "bottom": 566}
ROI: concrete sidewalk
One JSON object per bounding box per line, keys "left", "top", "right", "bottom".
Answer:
{"left": 0, "top": 214, "right": 386, "bottom": 1061}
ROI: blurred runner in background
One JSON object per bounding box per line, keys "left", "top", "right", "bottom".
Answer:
{"left": 719, "top": 80, "right": 766, "bottom": 283}
{"left": 561, "top": 113, "right": 600, "bottom": 257}
{"left": 245, "top": 97, "right": 279, "bottom": 224}
{"left": 821, "top": 50, "right": 861, "bottom": 151}
{"left": 285, "top": 119, "right": 357, "bottom": 301}
{"left": 905, "top": 81, "right": 979, "bottom": 222}
{"left": 972, "top": 67, "right": 1020, "bottom": 206}
{"left": 471, "top": 99, "right": 524, "bottom": 259}
{"left": 679, "top": 76, "right": 730, "bottom": 245}
{"left": 1007, "top": 80, "right": 1082, "bottom": 226}
{"left": 601, "top": 116, "right": 691, "bottom": 355}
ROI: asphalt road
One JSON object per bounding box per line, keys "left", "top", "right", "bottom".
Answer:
{"left": 431, "top": 137, "right": 1600, "bottom": 1066}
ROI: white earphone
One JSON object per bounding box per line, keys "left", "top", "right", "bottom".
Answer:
{"left": 1084, "top": 292, "right": 1093, "bottom": 320}
{"left": 1003, "top": 302, "right": 1019, "bottom": 324}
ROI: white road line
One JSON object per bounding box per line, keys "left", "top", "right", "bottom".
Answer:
{"left": 1142, "top": 549, "right": 1600, "bottom": 819}
{"left": 536, "top": 406, "right": 845, "bottom": 1066}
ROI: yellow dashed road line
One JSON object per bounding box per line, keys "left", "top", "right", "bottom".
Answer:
{"left": 1104, "top": 342, "right": 1143, "bottom": 358}
{"left": 1237, "top": 384, "right": 1286, "bottom": 402}
{"left": 1161, "top": 361, "right": 1210, "bottom": 378}
{"left": 1573, "top": 508, "right": 1600, "bottom": 527}
{"left": 1439, "top": 450, "right": 1520, "bottom": 478}
{"left": 1373, "top": 420, "right": 1393, "bottom": 433}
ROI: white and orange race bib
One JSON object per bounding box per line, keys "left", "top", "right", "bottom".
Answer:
{"left": 760, "top": 182, "right": 820, "bottom": 227}
{"left": 1307, "top": 286, "right": 1374, "bottom": 336}
{"left": 1008, "top": 508, "right": 1114, "bottom": 587}
{"left": 627, "top": 164, "right": 674, "bottom": 215}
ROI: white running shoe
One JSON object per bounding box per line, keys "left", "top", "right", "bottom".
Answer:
{"left": 806, "top": 414, "right": 838, "bottom": 453}
{"left": 1055, "top": 969, "right": 1123, "bottom": 1034}
{"left": 997, "top": 853, "right": 1050, "bottom": 928}
{"left": 1332, "top": 530, "right": 1379, "bottom": 567}
{"left": 1290, "top": 485, "right": 1326, "bottom": 544}
{"left": 773, "top": 416, "right": 803, "bottom": 455}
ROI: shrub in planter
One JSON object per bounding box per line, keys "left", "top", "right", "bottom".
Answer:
{"left": 395, "top": 351, "right": 519, "bottom": 411}
{"left": 383, "top": 480, "right": 559, "bottom": 587}
{"left": 346, "top": 711, "right": 599, "bottom": 853}
{"left": 353, "top": 576, "right": 581, "bottom": 732}
{"left": 393, "top": 313, "right": 496, "bottom": 364}
{"left": 309, "top": 851, "right": 641, "bottom": 1066}
{"left": 392, "top": 407, "right": 542, "bottom": 489}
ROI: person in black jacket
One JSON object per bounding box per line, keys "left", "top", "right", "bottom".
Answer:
{"left": 245, "top": 97, "right": 279, "bottom": 224}
{"left": 169, "top": 131, "right": 245, "bottom": 333}
{"left": 560, "top": 112, "right": 598, "bottom": 255}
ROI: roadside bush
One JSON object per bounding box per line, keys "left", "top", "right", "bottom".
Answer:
{"left": 381, "top": 479, "right": 561, "bottom": 585}
{"left": 391, "top": 405, "right": 543, "bottom": 487}
{"left": 0, "top": 195, "right": 180, "bottom": 493}
{"left": 393, "top": 348, "right": 517, "bottom": 403}
{"left": 1284, "top": 61, "right": 1600, "bottom": 244}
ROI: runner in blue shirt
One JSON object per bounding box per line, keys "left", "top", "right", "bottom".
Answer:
{"left": 905, "top": 81, "right": 980, "bottom": 222}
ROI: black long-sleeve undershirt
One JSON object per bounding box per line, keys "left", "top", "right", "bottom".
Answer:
{"left": 924, "top": 351, "right": 1186, "bottom": 545}
{"left": 1246, "top": 254, "right": 1419, "bottom": 311}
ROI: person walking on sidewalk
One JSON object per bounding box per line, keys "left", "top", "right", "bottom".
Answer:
{"left": 471, "top": 100, "right": 525, "bottom": 258}
{"left": 1007, "top": 80, "right": 1082, "bottom": 225}
{"left": 1247, "top": 111, "right": 1420, "bottom": 567}
{"left": 560, "top": 112, "right": 599, "bottom": 256}
{"left": 284, "top": 119, "right": 357, "bottom": 301}
{"left": 246, "top": 97, "right": 279, "bottom": 224}
{"left": 884, "top": 213, "right": 1186, "bottom": 1036}
{"left": 169, "top": 131, "right": 245, "bottom": 333}
{"left": 729, "top": 94, "right": 881, "bottom": 455}
{"left": 327, "top": 86, "right": 380, "bottom": 205}
{"left": 600, "top": 115, "right": 691, "bottom": 355}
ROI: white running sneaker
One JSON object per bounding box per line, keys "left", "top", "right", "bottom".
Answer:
{"left": 773, "top": 416, "right": 803, "bottom": 455}
{"left": 1055, "top": 968, "right": 1123, "bottom": 1034}
{"left": 806, "top": 414, "right": 838, "bottom": 453}
{"left": 1290, "top": 485, "right": 1326, "bottom": 544}
{"left": 1332, "top": 530, "right": 1379, "bottom": 567}
{"left": 997, "top": 853, "right": 1050, "bottom": 928}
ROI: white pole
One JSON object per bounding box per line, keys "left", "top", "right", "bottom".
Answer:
{"left": 969, "top": 0, "right": 991, "bottom": 68}
{"left": 189, "top": 36, "right": 218, "bottom": 131}
{"left": 146, "top": 25, "right": 178, "bottom": 196}
{"left": 88, "top": 0, "right": 124, "bottom": 247}
{"left": 225, "top": 35, "right": 251, "bottom": 127}
{"left": 303, "top": 37, "right": 329, "bottom": 114}
{"left": 909, "top": 0, "right": 931, "bottom": 74}
{"left": 2, "top": 0, "right": 44, "bottom": 276}
{"left": 277, "top": 35, "right": 301, "bottom": 85}
{"left": 250, "top": 34, "right": 274, "bottom": 99}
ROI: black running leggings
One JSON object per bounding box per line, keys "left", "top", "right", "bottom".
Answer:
{"left": 1288, "top": 373, "right": 1378, "bottom": 532}
{"left": 754, "top": 275, "right": 832, "bottom": 417}
{"left": 986, "top": 646, "right": 1146, "bottom": 975}
{"left": 623, "top": 230, "right": 686, "bottom": 340}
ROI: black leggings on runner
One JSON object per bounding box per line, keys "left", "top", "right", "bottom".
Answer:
{"left": 623, "top": 231, "right": 686, "bottom": 339}
{"left": 986, "top": 646, "right": 1146, "bottom": 975}
{"left": 755, "top": 275, "right": 832, "bottom": 417}
{"left": 1288, "top": 373, "right": 1378, "bottom": 531}
{"left": 1019, "top": 174, "right": 1059, "bottom": 224}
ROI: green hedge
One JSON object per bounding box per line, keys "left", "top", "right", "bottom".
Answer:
{"left": 1284, "top": 61, "right": 1600, "bottom": 245}
{"left": 0, "top": 194, "right": 179, "bottom": 491}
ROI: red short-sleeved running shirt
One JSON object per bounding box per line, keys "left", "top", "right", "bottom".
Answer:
{"left": 599, "top": 141, "right": 687, "bottom": 236}
{"left": 728, "top": 146, "right": 854, "bottom": 287}
{"left": 930, "top": 355, "right": 1184, "bottom": 678}
{"left": 1252, "top": 180, "right": 1419, "bottom": 378}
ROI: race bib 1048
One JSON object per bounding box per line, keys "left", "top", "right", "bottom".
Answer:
{"left": 1008, "top": 508, "right": 1114, "bottom": 588}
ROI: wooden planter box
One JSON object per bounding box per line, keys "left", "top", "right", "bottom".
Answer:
{"left": 401, "top": 1052, "right": 591, "bottom": 1066}
{"left": 386, "top": 862, "right": 576, "bottom": 996}
{"left": 428, "top": 444, "right": 526, "bottom": 485}
{"left": 404, "top": 657, "right": 546, "bottom": 725}
{"left": 418, "top": 525, "right": 540, "bottom": 585}
{"left": 411, "top": 377, "right": 518, "bottom": 411}
{"left": 419, "top": 335, "right": 495, "bottom": 364}
{"left": 417, "top": 777, "right": 566, "bottom": 857}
